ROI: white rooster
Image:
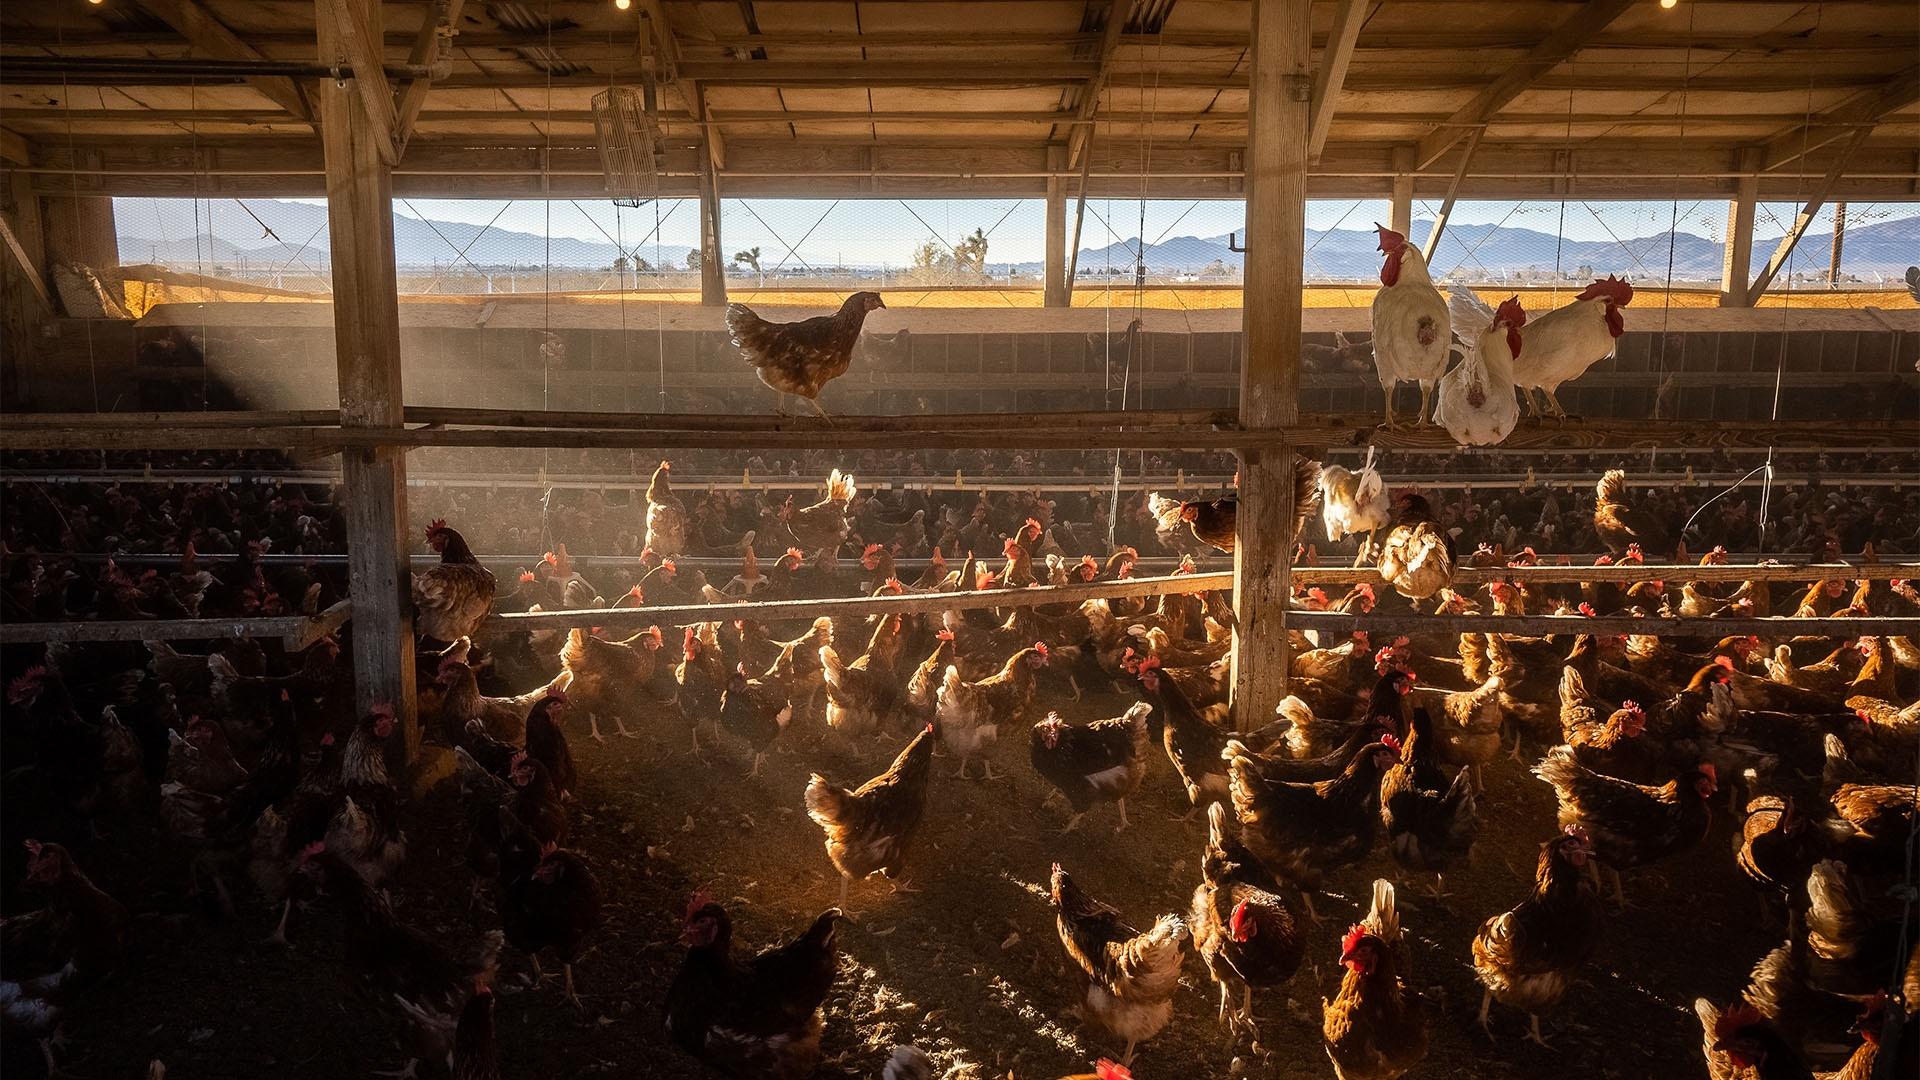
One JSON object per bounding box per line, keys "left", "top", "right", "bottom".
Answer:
{"left": 1433, "top": 291, "right": 1526, "bottom": 448}
{"left": 1318, "top": 447, "right": 1391, "bottom": 562}
{"left": 1369, "top": 224, "right": 1451, "bottom": 427}
{"left": 1502, "top": 276, "right": 1632, "bottom": 418}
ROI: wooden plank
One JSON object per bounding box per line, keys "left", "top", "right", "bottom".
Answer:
{"left": 0, "top": 614, "right": 320, "bottom": 645}
{"left": 1306, "top": 0, "right": 1371, "bottom": 163}
{"left": 697, "top": 151, "right": 726, "bottom": 305}
{"left": 2, "top": 409, "right": 340, "bottom": 429}
{"left": 1410, "top": 0, "right": 1636, "bottom": 169}
{"left": 318, "top": 0, "right": 418, "bottom": 759}
{"left": 1231, "top": 0, "right": 1312, "bottom": 725}
{"left": 130, "top": 0, "right": 312, "bottom": 123}
{"left": 283, "top": 599, "right": 355, "bottom": 652}
{"left": 403, "top": 406, "right": 1237, "bottom": 432}
{"left": 318, "top": 0, "right": 401, "bottom": 168}
{"left": 496, "top": 571, "right": 1235, "bottom": 633}
{"left": 0, "top": 212, "right": 53, "bottom": 311}
{"left": 1294, "top": 611, "right": 1920, "bottom": 638}
{"left": 1288, "top": 562, "right": 1920, "bottom": 587}
{"left": 636, "top": 0, "right": 726, "bottom": 172}
{"left": 1064, "top": 0, "right": 1134, "bottom": 170}
{"left": 0, "top": 128, "right": 29, "bottom": 168}
{"left": 3, "top": 417, "right": 1915, "bottom": 454}
{"left": 1720, "top": 147, "right": 1761, "bottom": 307}
{"left": 393, "top": 0, "right": 467, "bottom": 148}
{"left": 1758, "top": 63, "right": 1920, "bottom": 172}
{"left": 1421, "top": 126, "right": 1483, "bottom": 263}
{"left": 1748, "top": 128, "right": 1873, "bottom": 301}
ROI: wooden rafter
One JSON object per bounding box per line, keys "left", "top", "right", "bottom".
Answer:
{"left": 0, "top": 128, "right": 28, "bottom": 167}
{"left": 1306, "top": 0, "right": 1372, "bottom": 163}
{"left": 317, "top": 0, "right": 401, "bottom": 166}
{"left": 1421, "top": 126, "right": 1484, "bottom": 262}
{"left": 1064, "top": 0, "right": 1134, "bottom": 170}
{"left": 129, "top": 0, "right": 313, "bottom": 123}
{"left": 0, "top": 213, "right": 53, "bottom": 312}
{"left": 637, "top": 0, "right": 725, "bottom": 171}
{"left": 1757, "top": 63, "right": 1920, "bottom": 172}
{"left": 393, "top": 0, "right": 467, "bottom": 148}
{"left": 1746, "top": 127, "right": 1873, "bottom": 301}
{"left": 1410, "top": 0, "right": 1636, "bottom": 169}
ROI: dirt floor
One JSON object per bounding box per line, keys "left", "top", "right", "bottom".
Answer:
{"left": 19, "top": 660, "right": 1780, "bottom": 1080}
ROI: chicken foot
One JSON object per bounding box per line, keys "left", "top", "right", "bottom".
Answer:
{"left": 563, "top": 964, "right": 582, "bottom": 1010}
{"left": 748, "top": 751, "right": 768, "bottom": 778}
{"left": 263, "top": 898, "right": 293, "bottom": 946}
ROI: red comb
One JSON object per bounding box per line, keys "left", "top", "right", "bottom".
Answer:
{"left": 1033, "top": 641, "right": 1049, "bottom": 657}
{"left": 321, "top": 732, "right": 335, "bottom": 746}
{"left": 23, "top": 839, "right": 42, "bottom": 857}
{"left": 1715, "top": 655, "right": 1735, "bottom": 671}
{"left": 1341, "top": 922, "right": 1368, "bottom": 957}
{"left": 1578, "top": 602, "right": 1597, "bottom": 617}
{"left": 684, "top": 890, "right": 712, "bottom": 922}
{"left": 1380, "top": 732, "right": 1402, "bottom": 753}
{"left": 1095, "top": 1061, "right": 1132, "bottom": 1080}
{"left": 428, "top": 518, "right": 447, "bottom": 532}
{"left": 542, "top": 551, "right": 558, "bottom": 566}
{"left": 936, "top": 629, "right": 954, "bottom": 642}
{"left": 1716, "top": 1002, "right": 1765, "bottom": 1039}
{"left": 863, "top": 542, "right": 884, "bottom": 556}
{"left": 518, "top": 570, "right": 536, "bottom": 583}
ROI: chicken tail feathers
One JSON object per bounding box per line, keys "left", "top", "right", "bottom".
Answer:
{"left": 802, "top": 772, "right": 846, "bottom": 828}
{"left": 1364, "top": 878, "right": 1400, "bottom": 944}
{"left": 1595, "top": 469, "right": 1629, "bottom": 509}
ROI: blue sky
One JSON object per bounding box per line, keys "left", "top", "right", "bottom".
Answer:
{"left": 122, "top": 195, "right": 1869, "bottom": 269}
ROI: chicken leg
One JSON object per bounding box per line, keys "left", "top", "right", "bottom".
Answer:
{"left": 563, "top": 964, "right": 582, "bottom": 1009}
{"left": 1418, "top": 379, "right": 1437, "bottom": 425}
{"left": 800, "top": 396, "right": 835, "bottom": 426}
{"left": 1113, "top": 799, "right": 1131, "bottom": 833}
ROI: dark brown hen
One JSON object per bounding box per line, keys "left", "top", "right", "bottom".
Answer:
{"left": 726, "top": 291, "right": 884, "bottom": 418}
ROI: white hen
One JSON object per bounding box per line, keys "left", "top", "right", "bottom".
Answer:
{"left": 1318, "top": 446, "right": 1391, "bottom": 554}
{"left": 1369, "top": 225, "right": 1451, "bottom": 427}
{"left": 1433, "top": 290, "right": 1526, "bottom": 448}
{"left": 1507, "top": 276, "right": 1632, "bottom": 418}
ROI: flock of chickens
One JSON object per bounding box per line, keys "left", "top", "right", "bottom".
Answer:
{"left": 11, "top": 441, "right": 1911, "bottom": 1080}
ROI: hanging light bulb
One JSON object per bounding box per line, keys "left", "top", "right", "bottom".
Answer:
{"left": 1659, "top": 0, "right": 1678, "bottom": 8}
{"left": 613, "top": 0, "right": 632, "bottom": 9}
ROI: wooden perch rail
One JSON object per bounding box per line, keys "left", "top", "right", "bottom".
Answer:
{"left": 1293, "top": 611, "right": 1920, "bottom": 637}
{"left": 493, "top": 571, "right": 1237, "bottom": 632}
{"left": 1289, "top": 562, "right": 1920, "bottom": 586}
{"left": 0, "top": 599, "right": 354, "bottom": 649}
{"left": 1, "top": 411, "right": 1912, "bottom": 453}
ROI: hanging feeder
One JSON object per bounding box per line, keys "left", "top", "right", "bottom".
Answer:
{"left": 591, "top": 84, "right": 664, "bottom": 208}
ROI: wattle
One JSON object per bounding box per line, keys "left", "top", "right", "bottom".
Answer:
{"left": 1379, "top": 253, "right": 1401, "bottom": 287}
{"left": 1604, "top": 304, "right": 1625, "bottom": 338}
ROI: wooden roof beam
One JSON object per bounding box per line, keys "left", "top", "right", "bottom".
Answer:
{"left": 1306, "top": 0, "right": 1373, "bottom": 163}
{"left": 637, "top": 0, "right": 725, "bottom": 171}
{"left": 393, "top": 0, "right": 467, "bottom": 149}
{"left": 1065, "top": 0, "right": 1135, "bottom": 170}
{"left": 129, "top": 0, "right": 313, "bottom": 124}
{"left": 1757, "top": 63, "right": 1920, "bottom": 172}
{"left": 317, "top": 0, "right": 401, "bottom": 166}
{"left": 1410, "top": 0, "right": 1635, "bottom": 169}
{"left": 1747, "top": 127, "right": 1873, "bottom": 301}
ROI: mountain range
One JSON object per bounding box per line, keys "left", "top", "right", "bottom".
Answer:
{"left": 114, "top": 198, "right": 1919, "bottom": 282}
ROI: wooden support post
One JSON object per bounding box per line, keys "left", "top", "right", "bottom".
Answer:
{"left": 318, "top": 0, "right": 419, "bottom": 760}
{"left": 39, "top": 195, "right": 117, "bottom": 276}
{"left": 1826, "top": 201, "right": 1846, "bottom": 287}
{"left": 697, "top": 150, "right": 726, "bottom": 306}
{"left": 1064, "top": 146, "right": 1093, "bottom": 304}
{"left": 1721, "top": 147, "right": 1760, "bottom": 307}
{"left": 1044, "top": 146, "right": 1068, "bottom": 307}
{"left": 1421, "top": 126, "right": 1482, "bottom": 264}
{"left": 1231, "top": 0, "right": 1310, "bottom": 727}
{"left": 1389, "top": 144, "right": 1414, "bottom": 237}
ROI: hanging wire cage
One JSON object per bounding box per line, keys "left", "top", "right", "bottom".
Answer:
{"left": 591, "top": 86, "right": 663, "bottom": 208}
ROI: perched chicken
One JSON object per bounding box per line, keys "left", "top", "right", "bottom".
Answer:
{"left": 1171, "top": 493, "right": 1237, "bottom": 554}
{"left": 1029, "top": 704, "right": 1153, "bottom": 833}
{"left": 1224, "top": 739, "right": 1400, "bottom": 921}
{"left": 1471, "top": 827, "right": 1606, "bottom": 1047}
{"left": 1432, "top": 293, "right": 1525, "bottom": 447}
{"left": 1322, "top": 880, "right": 1428, "bottom": 1080}
{"left": 1533, "top": 747, "right": 1717, "bottom": 905}
{"left": 667, "top": 900, "right": 843, "bottom": 1079}
{"left": 1592, "top": 470, "right": 1674, "bottom": 559}
{"left": 644, "top": 460, "right": 688, "bottom": 558}
{"left": 1319, "top": 449, "right": 1391, "bottom": 552}
{"left": 1507, "top": 276, "right": 1632, "bottom": 418}
{"left": 1191, "top": 803, "right": 1307, "bottom": 1038}
{"left": 1369, "top": 225, "right": 1451, "bottom": 426}
{"left": 803, "top": 724, "right": 936, "bottom": 907}
{"left": 1377, "top": 493, "right": 1453, "bottom": 600}
{"left": 414, "top": 520, "right": 497, "bottom": 644}
{"left": 935, "top": 644, "right": 1048, "bottom": 780}
{"left": 782, "top": 470, "right": 857, "bottom": 555}
{"left": 726, "top": 292, "right": 885, "bottom": 419}
{"left": 1051, "top": 863, "right": 1191, "bottom": 1067}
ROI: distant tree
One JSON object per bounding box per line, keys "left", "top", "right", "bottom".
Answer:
{"left": 612, "top": 255, "right": 631, "bottom": 274}
{"left": 732, "top": 246, "right": 763, "bottom": 273}
{"left": 684, "top": 249, "right": 702, "bottom": 271}
{"left": 909, "top": 239, "right": 953, "bottom": 272}
{"left": 953, "top": 227, "right": 989, "bottom": 274}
